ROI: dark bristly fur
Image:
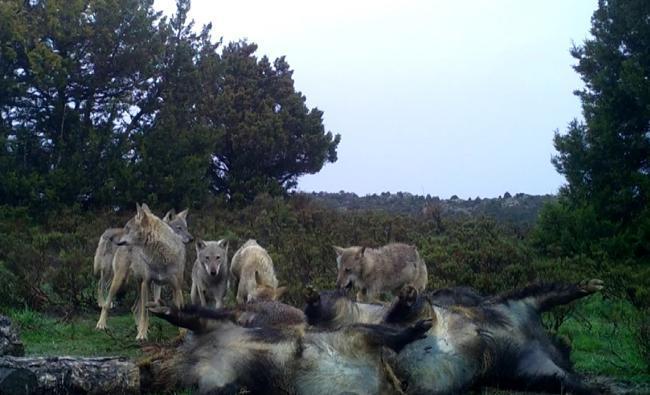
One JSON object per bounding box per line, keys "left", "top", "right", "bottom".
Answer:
{"left": 149, "top": 303, "right": 432, "bottom": 394}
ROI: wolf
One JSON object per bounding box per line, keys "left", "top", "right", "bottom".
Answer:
{"left": 147, "top": 302, "right": 432, "bottom": 395}
{"left": 95, "top": 203, "right": 186, "bottom": 340}
{"left": 93, "top": 209, "right": 192, "bottom": 309}
{"left": 334, "top": 243, "right": 428, "bottom": 302}
{"left": 190, "top": 239, "right": 229, "bottom": 308}
{"left": 230, "top": 239, "right": 280, "bottom": 304}
{"left": 382, "top": 280, "right": 605, "bottom": 395}
{"left": 93, "top": 227, "right": 124, "bottom": 308}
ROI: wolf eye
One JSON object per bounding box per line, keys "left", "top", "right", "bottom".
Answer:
{"left": 216, "top": 256, "right": 220, "bottom": 260}
{"left": 345, "top": 268, "right": 351, "bottom": 273}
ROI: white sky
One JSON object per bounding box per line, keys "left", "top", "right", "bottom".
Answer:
{"left": 155, "top": 0, "right": 596, "bottom": 198}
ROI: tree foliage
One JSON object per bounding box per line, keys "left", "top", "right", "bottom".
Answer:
{"left": 536, "top": 0, "right": 650, "bottom": 305}
{"left": 0, "top": 0, "right": 339, "bottom": 210}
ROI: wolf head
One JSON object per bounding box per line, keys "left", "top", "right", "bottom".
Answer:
{"left": 196, "top": 239, "right": 228, "bottom": 277}
{"left": 117, "top": 203, "right": 155, "bottom": 246}
{"left": 247, "top": 271, "right": 287, "bottom": 302}
{"left": 334, "top": 246, "right": 366, "bottom": 289}
{"left": 163, "top": 208, "right": 193, "bottom": 244}
{"left": 101, "top": 228, "right": 125, "bottom": 245}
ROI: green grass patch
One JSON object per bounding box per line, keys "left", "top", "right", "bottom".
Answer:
{"left": 556, "top": 295, "right": 650, "bottom": 381}
{"left": 7, "top": 309, "right": 179, "bottom": 358}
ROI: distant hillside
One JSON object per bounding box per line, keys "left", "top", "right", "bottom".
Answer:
{"left": 302, "top": 191, "right": 555, "bottom": 226}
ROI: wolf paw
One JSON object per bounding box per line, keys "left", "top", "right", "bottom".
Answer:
{"left": 580, "top": 279, "right": 604, "bottom": 293}
{"left": 95, "top": 321, "right": 107, "bottom": 330}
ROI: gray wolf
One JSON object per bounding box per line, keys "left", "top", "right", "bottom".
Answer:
{"left": 190, "top": 239, "right": 229, "bottom": 308}
{"left": 334, "top": 243, "right": 428, "bottom": 302}
{"left": 93, "top": 208, "right": 192, "bottom": 309}
{"left": 95, "top": 203, "right": 186, "bottom": 340}
{"left": 230, "top": 239, "right": 280, "bottom": 304}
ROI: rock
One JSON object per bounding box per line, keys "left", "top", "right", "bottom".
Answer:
{"left": 0, "top": 315, "right": 24, "bottom": 357}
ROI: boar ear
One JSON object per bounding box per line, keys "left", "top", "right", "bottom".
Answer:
{"left": 333, "top": 246, "right": 344, "bottom": 256}
{"left": 359, "top": 246, "right": 366, "bottom": 257}
{"left": 195, "top": 239, "right": 206, "bottom": 252}
{"left": 177, "top": 209, "right": 189, "bottom": 220}
{"left": 275, "top": 286, "right": 288, "bottom": 300}
{"left": 163, "top": 209, "right": 175, "bottom": 222}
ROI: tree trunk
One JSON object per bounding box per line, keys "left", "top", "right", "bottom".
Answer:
{"left": 0, "top": 356, "right": 139, "bottom": 395}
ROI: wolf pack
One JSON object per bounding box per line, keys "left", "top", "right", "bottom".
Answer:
{"left": 94, "top": 203, "right": 605, "bottom": 394}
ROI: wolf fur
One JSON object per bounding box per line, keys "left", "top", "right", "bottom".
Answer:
{"left": 148, "top": 303, "right": 432, "bottom": 395}
{"left": 382, "top": 280, "right": 605, "bottom": 395}
{"left": 190, "top": 239, "right": 229, "bottom": 308}
{"left": 303, "top": 286, "right": 386, "bottom": 329}
{"left": 334, "top": 243, "right": 428, "bottom": 302}
{"left": 95, "top": 204, "right": 186, "bottom": 340}
{"left": 230, "top": 239, "right": 280, "bottom": 304}
{"left": 93, "top": 228, "right": 124, "bottom": 308}
{"left": 93, "top": 209, "right": 192, "bottom": 309}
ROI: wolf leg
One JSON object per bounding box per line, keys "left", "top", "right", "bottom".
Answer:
{"left": 136, "top": 279, "right": 150, "bottom": 340}
{"left": 152, "top": 284, "right": 162, "bottom": 304}
{"left": 96, "top": 255, "right": 129, "bottom": 330}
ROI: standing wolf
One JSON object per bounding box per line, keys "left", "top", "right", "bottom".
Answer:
{"left": 95, "top": 203, "right": 186, "bottom": 340}
{"left": 93, "top": 209, "right": 192, "bottom": 309}
{"left": 334, "top": 243, "right": 428, "bottom": 302}
{"left": 230, "top": 240, "right": 280, "bottom": 304}
{"left": 191, "top": 239, "right": 229, "bottom": 308}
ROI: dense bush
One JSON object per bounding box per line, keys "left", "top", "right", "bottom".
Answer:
{"left": 0, "top": 195, "right": 536, "bottom": 311}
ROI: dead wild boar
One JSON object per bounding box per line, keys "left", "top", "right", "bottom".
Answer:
{"left": 230, "top": 239, "right": 280, "bottom": 304}
{"left": 303, "top": 286, "right": 387, "bottom": 329}
{"left": 147, "top": 303, "right": 433, "bottom": 395}
{"left": 190, "top": 239, "right": 229, "bottom": 308}
{"left": 303, "top": 285, "right": 482, "bottom": 330}
{"left": 382, "top": 280, "right": 605, "bottom": 395}
{"left": 334, "top": 243, "right": 428, "bottom": 302}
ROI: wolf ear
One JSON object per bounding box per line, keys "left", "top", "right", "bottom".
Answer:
{"left": 359, "top": 246, "right": 366, "bottom": 257}
{"left": 217, "top": 238, "right": 228, "bottom": 248}
{"left": 141, "top": 203, "right": 152, "bottom": 214}
{"left": 177, "top": 209, "right": 189, "bottom": 220}
{"left": 163, "top": 209, "right": 176, "bottom": 222}
{"left": 254, "top": 270, "right": 262, "bottom": 285}
{"left": 333, "top": 246, "right": 345, "bottom": 256}
{"left": 195, "top": 239, "right": 206, "bottom": 252}
{"left": 135, "top": 203, "right": 144, "bottom": 221}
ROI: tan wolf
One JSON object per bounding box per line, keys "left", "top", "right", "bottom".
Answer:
{"left": 93, "top": 209, "right": 191, "bottom": 309}
{"left": 190, "top": 239, "right": 229, "bottom": 308}
{"left": 95, "top": 203, "right": 186, "bottom": 340}
{"left": 230, "top": 239, "right": 280, "bottom": 304}
{"left": 334, "top": 242, "right": 428, "bottom": 302}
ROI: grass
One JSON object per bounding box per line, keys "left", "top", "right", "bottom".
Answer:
{"left": 6, "top": 308, "right": 179, "bottom": 358}
{"left": 554, "top": 295, "right": 650, "bottom": 382}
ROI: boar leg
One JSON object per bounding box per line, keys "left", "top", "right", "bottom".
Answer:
{"left": 351, "top": 319, "right": 432, "bottom": 353}
{"left": 496, "top": 279, "right": 604, "bottom": 313}
{"left": 514, "top": 347, "right": 598, "bottom": 395}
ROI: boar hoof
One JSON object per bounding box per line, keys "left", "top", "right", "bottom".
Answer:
{"left": 412, "top": 318, "right": 433, "bottom": 338}
{"left": 399, "top": 284, "right": 418, "bottom": 306}
{"left": 580, "top": 279, "right": 604, "bottom": 293}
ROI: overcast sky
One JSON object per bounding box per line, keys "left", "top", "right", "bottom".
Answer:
{"left": 155, "top": 0, "right": 597, "bottom": 198}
